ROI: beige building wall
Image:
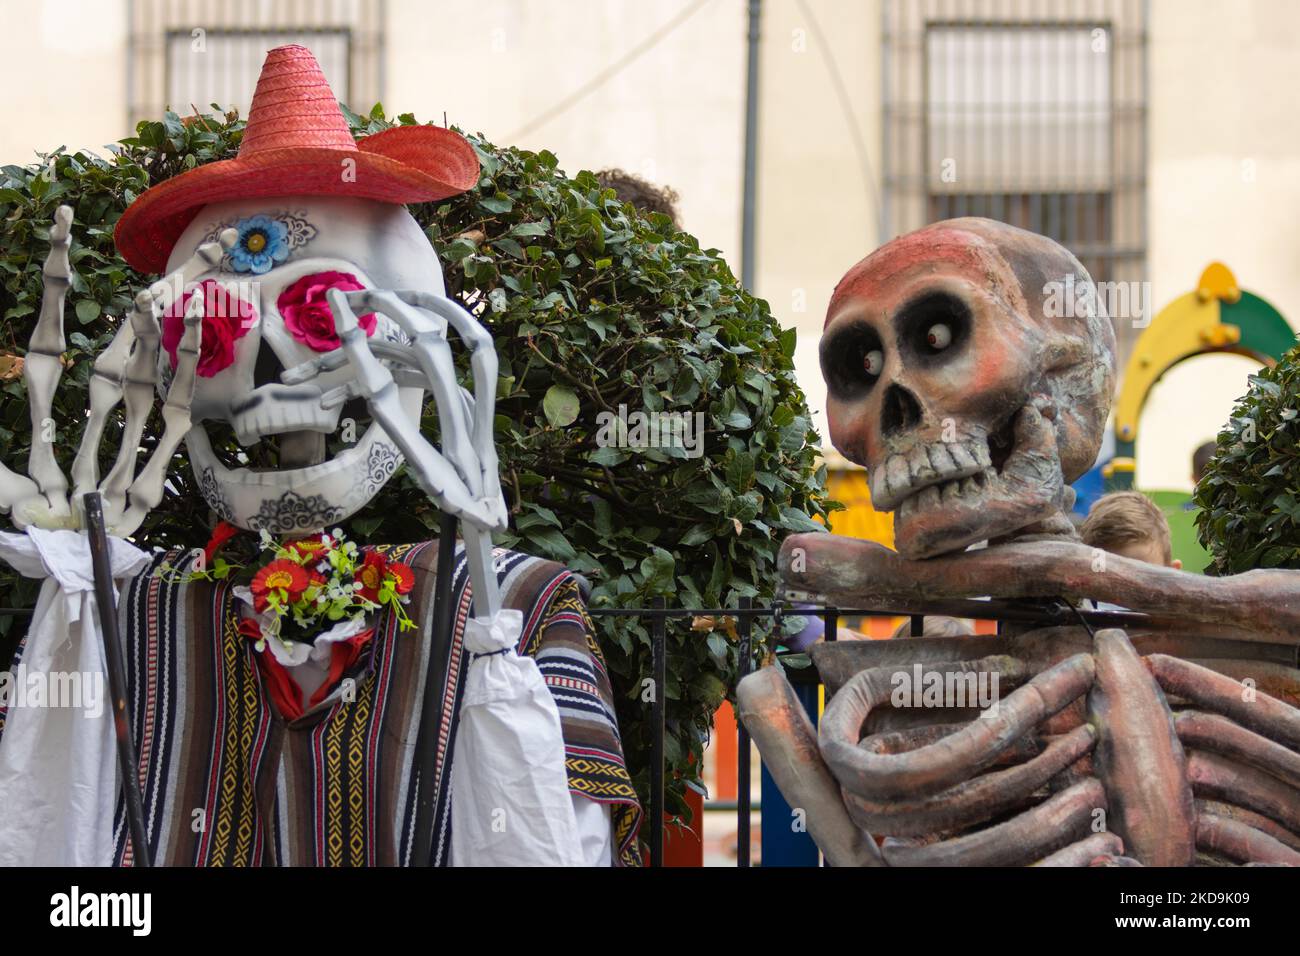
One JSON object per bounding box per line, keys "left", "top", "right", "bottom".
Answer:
{"left": 1139, "top": 0, "right": 1300, "bottom": 492}
{"left": 751, "top": 0, "right": 1300, "bottom": 492}
{"left": 752, "top": 0, "right": 883, "bottom": 448}
{"left": 387, "top": 0, "right": 749, "bottom": 264}
{"left": 2, "top": 0, "right": 1298, "bottom": 491}
{"left": 0, "top": 0, "right": 129, "bottom": 163}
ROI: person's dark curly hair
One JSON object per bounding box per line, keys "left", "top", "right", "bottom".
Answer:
{"left": 594, "top": 168, "right": 679, "bottom": 227}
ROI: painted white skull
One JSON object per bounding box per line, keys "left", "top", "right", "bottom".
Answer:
{"left": 821, "top": 218, "right": 1116, "bottom": 559}
{"left": 161, "top": 195, "right": 439, "bottom": 534}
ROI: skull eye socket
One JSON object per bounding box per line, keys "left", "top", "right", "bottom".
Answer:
{"left": 896, "top": 291, "right": 970, "bottom": 361}
{"left": 821, "top": 321, "right": 885, "bottom": 400}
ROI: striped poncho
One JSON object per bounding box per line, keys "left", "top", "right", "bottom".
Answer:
{"left": 108, "top": 541, "right": 642, "bottom": 866}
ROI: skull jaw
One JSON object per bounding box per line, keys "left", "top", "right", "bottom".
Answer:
{"left": 893, "top": 485, "right": 1069, "bottom": 560}
{"left": 889, "top": 401, "right": 1073, "bottom": 560}
{"left": 184, "top": 386, "right": 422, "bottom": 535}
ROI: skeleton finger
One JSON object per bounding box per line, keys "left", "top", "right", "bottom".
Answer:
{"left": 116, "top": 293, "right": 204, "bottom": 536}
{"left": 317, "top": 366, "right": 429, "bottom": 410}
{"left": 394, "top": 290, "right": 506, "bottom": 527}
{"left": 1087, "top": 629, "right": 1196, "bottom": 866}
{"left": 10, "top": 205, "right": 75, "bottom": 527}
{"left": 142, "top": 228, "right": 235, "bottom": 314}
{"left": 94, "top": 289, "right": 160, "bottom": 530}
{"left": 71, "top": 230, "right": 232, "bottom": 505}
{"left": 69, "top": 318, "right": 136, "bottom": 502}
{"left": 346, "top": 290, "right": 480, "bottom": 494}
{"left": 327, "top": 288, "right": 496, "bottom": 531}
{"left": 879, "top": 777, "right": 1106, "bottom": 867}
{"left": 281, "top": 338, "right": 429, "bottom": 383}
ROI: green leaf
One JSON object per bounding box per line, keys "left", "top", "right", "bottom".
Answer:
{"left": 639, "top": 547, "right": 675, "bottom": 593}
{"left": 75, "top": 299, "right": 100, "bottom": 324}
{"left": 542, "top": 384, "right": 580, "bottom": 427}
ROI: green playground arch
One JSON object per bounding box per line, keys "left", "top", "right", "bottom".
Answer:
{"left": 1105, "top": 262, "right": 1293, "bottom": 489}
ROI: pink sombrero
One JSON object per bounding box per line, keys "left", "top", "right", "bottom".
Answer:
{"left": 114, "top": 44, "right": 479, "bottom": 275}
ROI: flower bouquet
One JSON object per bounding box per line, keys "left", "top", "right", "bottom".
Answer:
{"left": 183, "top": 526, "right": 416, "bottom": 658}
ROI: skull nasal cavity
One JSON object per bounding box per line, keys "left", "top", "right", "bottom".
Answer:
{"left": 881, "top": 384, "right": 922, "bottom": 436}
{"left": 253, "top": 346, "right": 286, "bottom": 389}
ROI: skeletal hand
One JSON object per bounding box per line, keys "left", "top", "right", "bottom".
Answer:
{"left": 0, "top": 205, "right": 236, "bottom": 536}
{"left": 305, "top": 287, "right": 509, "bottom": 536}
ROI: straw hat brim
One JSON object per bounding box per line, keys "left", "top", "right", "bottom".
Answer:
{"left": 115, "top": 124, "right": 480, "bottom": 275}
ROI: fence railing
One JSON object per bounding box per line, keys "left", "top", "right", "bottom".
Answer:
{"left": 2, "top": 596, "right": 1160, "bottom": 867}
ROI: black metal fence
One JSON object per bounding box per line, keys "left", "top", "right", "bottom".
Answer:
{"left": 1, "top": 594, "right": 1157, "bottom": 867}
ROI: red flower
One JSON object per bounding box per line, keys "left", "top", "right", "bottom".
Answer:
{"left": 354, "top": 551, "right": 388, "bottom": 603}
{"left": 161, "top": 279, "right": 256, "bottom": 377}
{"left": 387, "top": 561, "right": 415, "bottom": 595}
{"left": 276, "top": 271, "right": 376, "bottom": 352}
{"left": 202, "top": 521, "right": 241, "bottom": 566}
{"left": 250, "top": 559, "right": 310, "bottom": 612}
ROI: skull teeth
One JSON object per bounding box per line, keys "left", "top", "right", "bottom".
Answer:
{"left": 950, "top": 443, "right": 977, "bottom": 471}
{"left": 869, "top": 440, "right": 992, "bottom": 512}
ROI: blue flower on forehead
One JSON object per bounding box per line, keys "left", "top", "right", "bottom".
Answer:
{"left": 229, "top": 214, "right": 290, "bottom": 274}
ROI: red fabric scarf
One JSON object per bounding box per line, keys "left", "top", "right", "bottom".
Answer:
{"left": 237, "top": 619, "right": 373, "bottom": 721}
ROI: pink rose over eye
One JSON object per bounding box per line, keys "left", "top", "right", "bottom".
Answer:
{"left": 161, "top": 279, "right": 257, "bottom": 377}
{"left": 276, "top": 271, "right": 377, "bottom": 352}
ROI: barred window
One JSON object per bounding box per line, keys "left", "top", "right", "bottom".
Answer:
{"left": 884, "top": 0, "right": 1147, "bottom": 356}
{"left": 128, "top": 0, "right": 384, "bottom": 124}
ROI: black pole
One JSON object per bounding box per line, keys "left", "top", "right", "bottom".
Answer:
{"left": 736, "top": 595, "right": 753, "bottom": 867}
{"left": 741, "top": 0, "right": 763, "bottom": 289}
{"left": 412, "top": 511, "right": 459, "bottom": 865}
{"left": 82, "top": 492, "right": 150, "bottom": 868}
{"left": 649, "top": 596, "right": 666, "bottom": 867}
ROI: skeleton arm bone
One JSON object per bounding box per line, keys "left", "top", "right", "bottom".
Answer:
{"left": 780, "top": 532, "right": 1300, "bottom": 646}
{"left": 736, "top": 665, "right": 884, "bottom": 866}
{"left": 327, "top": 289, "right": 504, "bottom": 618}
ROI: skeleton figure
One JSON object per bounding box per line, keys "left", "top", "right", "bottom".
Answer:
{"left": 742, "top": 218, "right": 1300, "bottom": 867}
{"left": 0, "top": 45, "right": 632, "bottom": 867}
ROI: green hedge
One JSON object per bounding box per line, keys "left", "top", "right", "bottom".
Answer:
{"left": 0, "top": 105, "right": 830, "bottom": 819}
{"left": 1195, "top": 342, "right": 1300, "bottom": 574}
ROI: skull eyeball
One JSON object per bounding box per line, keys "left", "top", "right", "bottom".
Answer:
{"left": 821, "top": 217, "right": 1116, "bottom": 559}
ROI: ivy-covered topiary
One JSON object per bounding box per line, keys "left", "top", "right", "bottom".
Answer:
{"left": 1194, "top": 342, "right": 1300, "bottom": 575}
{"left": 0, "top": 106, "right": 830, "bottom": 818}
